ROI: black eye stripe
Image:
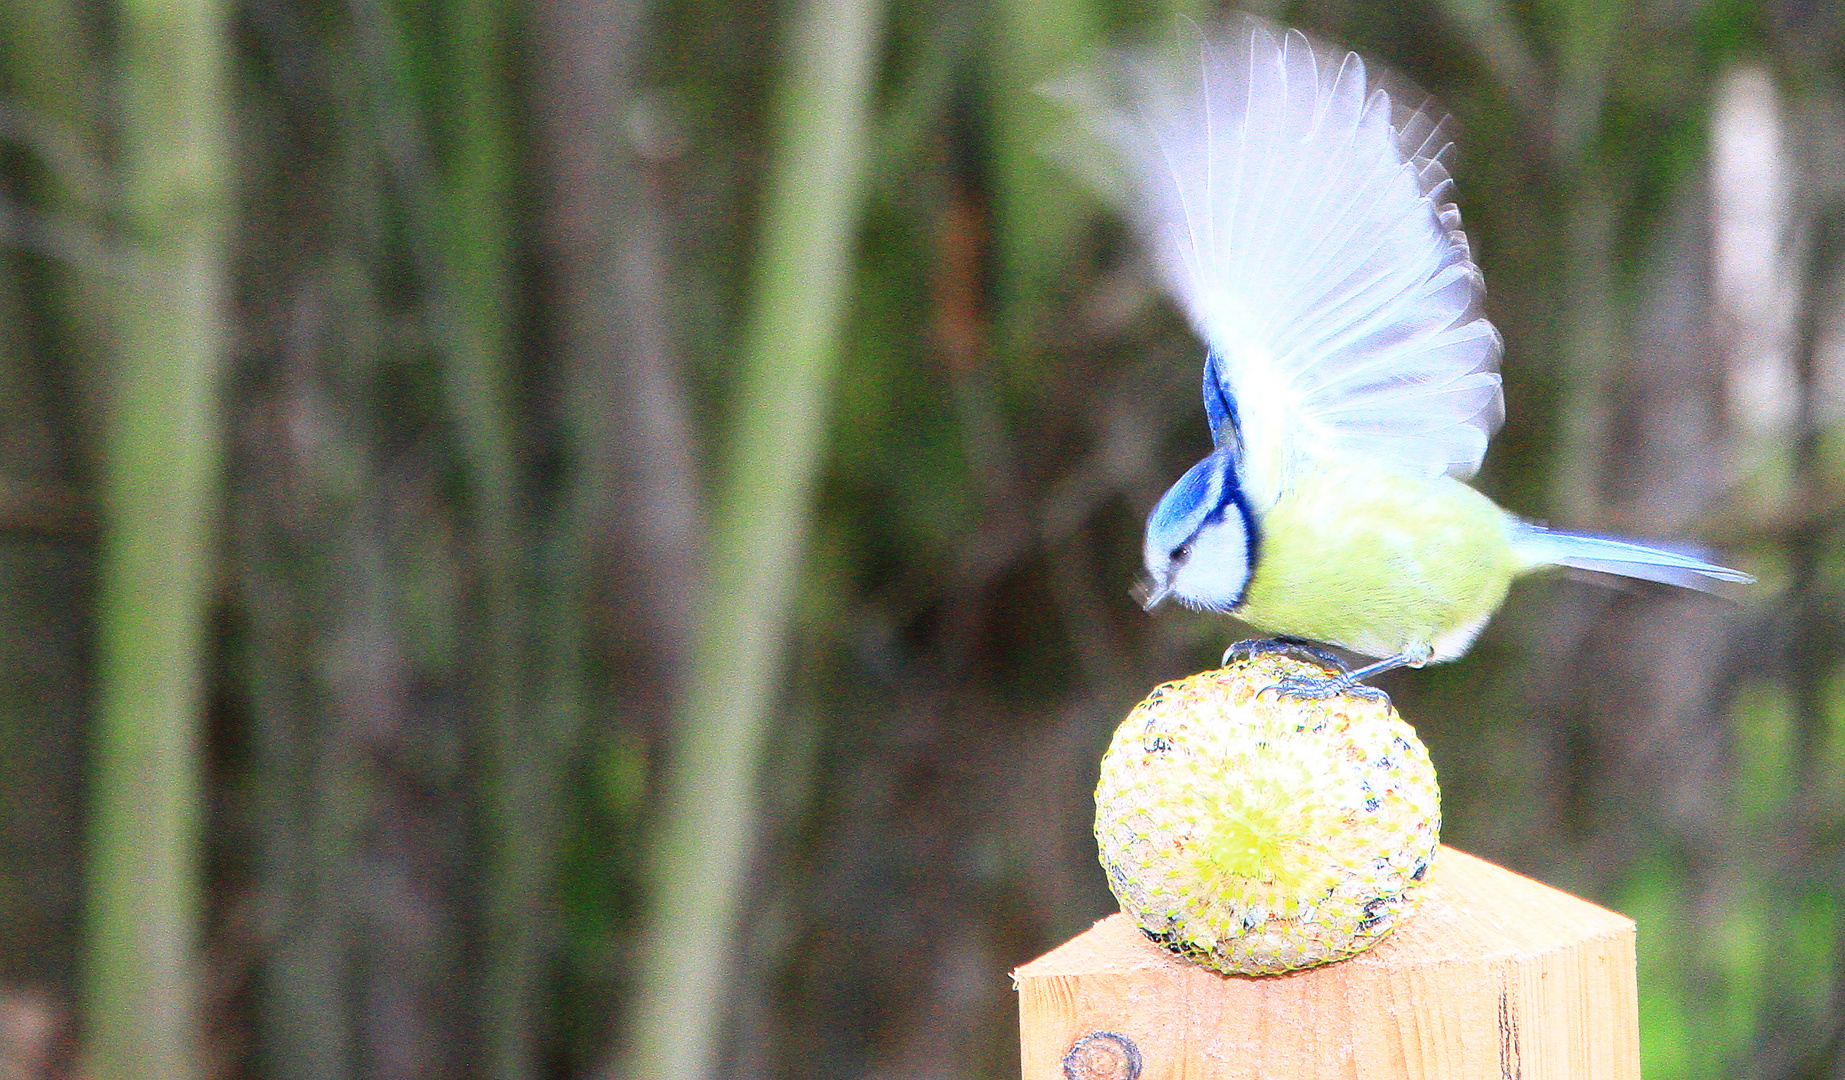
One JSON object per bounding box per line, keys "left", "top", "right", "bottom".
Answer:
{"left": 1194, "top": 458, "right": 1260, "bottom": 609}
{"left": 1146, "top": 448, "right": 1259, "bottom": 609}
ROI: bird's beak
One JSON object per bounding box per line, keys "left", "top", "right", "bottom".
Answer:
{"left": 1133, "top": 575, "right": 1171, "bottom": 611}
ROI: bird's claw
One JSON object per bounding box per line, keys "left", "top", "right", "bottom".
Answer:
{"left": 1258, "top": 673, "right": 1389, "bottom": 703}
{"left": 1224, "top": 639, "right": 1393, "bottom": 702}
{"left": 1223, "top": 638, "right": 1348, "bottom": 674}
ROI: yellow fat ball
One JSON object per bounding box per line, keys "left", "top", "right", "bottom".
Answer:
{"left": 1094, "top": 655, "right": 1440, "bottom": 975}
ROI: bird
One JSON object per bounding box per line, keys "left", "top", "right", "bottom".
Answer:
{"left": 1051, "top": 17, "right": 1751, "bottom": 692}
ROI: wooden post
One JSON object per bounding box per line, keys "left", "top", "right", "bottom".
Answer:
{"left": 1015, "top": 847, "right": 1638, "bottom": 1080}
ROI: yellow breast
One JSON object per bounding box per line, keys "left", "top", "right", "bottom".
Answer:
{"left": 1233, "top": 460, "right": 1521, "bottom": 662}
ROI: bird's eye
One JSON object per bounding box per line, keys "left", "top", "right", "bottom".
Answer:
{"left": 1170, "top": 542, "right": 1192, "bottom": 564}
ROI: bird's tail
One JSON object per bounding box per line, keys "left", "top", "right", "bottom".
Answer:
{"left": 1512, "top": 524, "right": 1754, "bottom": 593}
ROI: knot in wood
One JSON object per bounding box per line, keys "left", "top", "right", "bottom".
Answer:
{"left": 1062, "top": 1031, "right": 1141, "bottom": 1080}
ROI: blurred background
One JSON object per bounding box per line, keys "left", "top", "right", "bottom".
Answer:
{"left": 0, "top": 0, "right": 1841, "bottom": 1077}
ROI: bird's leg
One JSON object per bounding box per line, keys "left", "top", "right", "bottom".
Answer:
{"left": 1259, "top": 647, "right": 1430, "bottom": 703}
{"left": 1341, "top": 654, "right": 1419, "bottom": 684}
{"left": 1222, "top": 637, "right": 1348, "bottom": 674}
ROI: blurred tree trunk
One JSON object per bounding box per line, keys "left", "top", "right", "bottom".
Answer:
{"left": 232, "top": 265, "right": 480, "bottom": 1079}
{"left": 232, "top": 4, "right": 490, "bottom": 1073}
{"left": 527, "top": 0, "right": 697, "bottom": 683}
{"left": 525, "top": 0, "right": 703, "bottom": 1066}
{"left": 86, "top": 0, "right": 229, "bottom": 1077}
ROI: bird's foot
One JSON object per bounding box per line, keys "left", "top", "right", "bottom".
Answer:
{"left": 1259, "top": 672, "right": 1389, "bottom": 703}
{"left": 1255, "top": 650, "right": 1423, "bottom": 703}
{"left": 1222, "top": 638, "right": 1348, "bottom": 674}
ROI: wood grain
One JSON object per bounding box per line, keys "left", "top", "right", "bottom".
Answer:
{"left": 1014, "top": 847, "right": 1638, "bottom": 1079}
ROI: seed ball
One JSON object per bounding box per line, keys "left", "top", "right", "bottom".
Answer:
{"left": 1094, "top": 654, "right": 1441, "bottom": 976}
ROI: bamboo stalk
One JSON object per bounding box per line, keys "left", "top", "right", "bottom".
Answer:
{"left": 85, "top": 0, "right": 228, "bottom": 1077}
{"left": 618, "top": 0, "right": 885, "bottom": 1075}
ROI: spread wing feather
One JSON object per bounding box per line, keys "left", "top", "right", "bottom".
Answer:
{"left": 1052, "top": 18, "right": 1504, "bottom": 491}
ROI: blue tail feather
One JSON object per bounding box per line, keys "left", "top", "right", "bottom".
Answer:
{"left": 1513, "top": 524, "right": 1753, "bottom": 593}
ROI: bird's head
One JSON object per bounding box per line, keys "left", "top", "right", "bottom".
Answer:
{"left": 1138, "top": 446, "right": 1257, "bottom": 612}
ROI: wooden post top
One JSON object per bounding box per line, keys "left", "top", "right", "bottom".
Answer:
{"left": 1015, "top": 847, "right": 1638, "bottom": 1080}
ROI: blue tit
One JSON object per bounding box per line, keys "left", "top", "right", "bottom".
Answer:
{"left": 1054, "top": 17, "right": 1751, "bottom": 686}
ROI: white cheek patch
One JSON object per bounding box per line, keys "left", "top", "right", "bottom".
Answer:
{"left": 1173, "top": 509, "right": 1252, "bottom": 610}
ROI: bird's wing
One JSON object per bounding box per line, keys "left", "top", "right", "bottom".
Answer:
{"left": 1052, "top": 18, "right": 1504, "bottom": 496}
